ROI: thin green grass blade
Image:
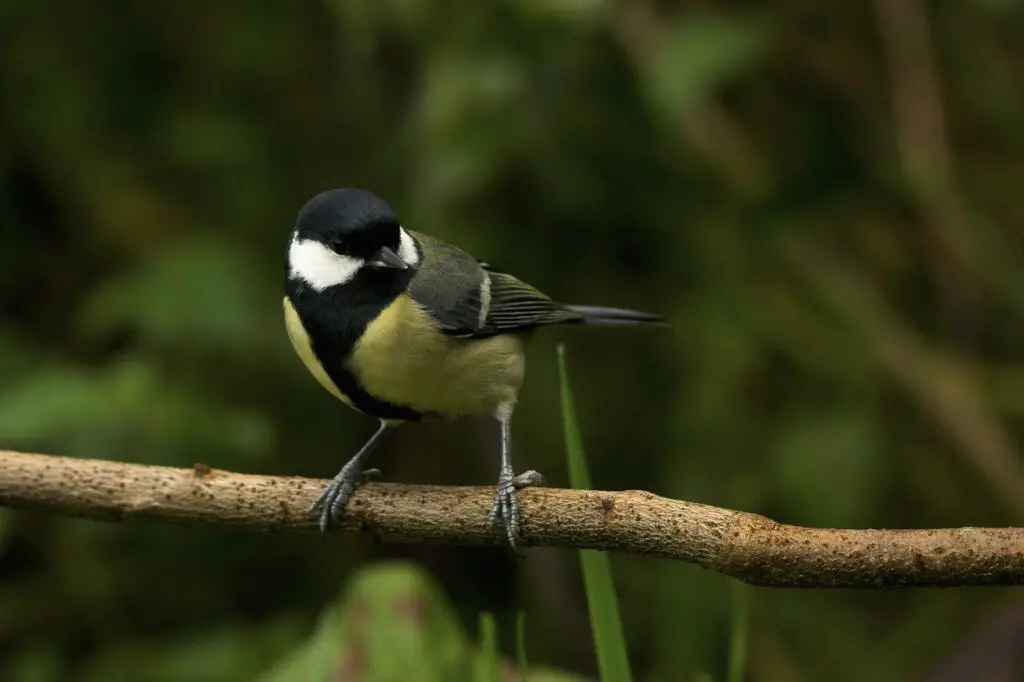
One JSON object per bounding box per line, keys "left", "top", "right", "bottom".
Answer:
{"left": 727, "top": 582, "right": 749, "bottom": 682}
{"left": 516, "top": 611, "right": 529, "bottom": 682}
{"left": 557, "top": 345, "right": 593, "bottom": 491}
{"left": 476, "top": 611, "right": 500, "bottom": 682}
{"left": 556, "top": 344, "right": 633, "bottom": 682}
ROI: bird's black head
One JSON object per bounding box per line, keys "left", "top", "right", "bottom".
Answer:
{"left": 287, "top": 188, "right": 421, "bottom": 292}
{"left": 294, "top": 188, "right": 402, "bottom": 261}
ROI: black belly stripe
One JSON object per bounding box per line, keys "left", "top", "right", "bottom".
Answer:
{"left": 316, "top": 353, "right": 424, "bottom": 421}
{"left": 286, "top": 276, "right": 424, "bottom": 422}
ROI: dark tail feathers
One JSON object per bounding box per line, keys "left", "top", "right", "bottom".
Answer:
{"left": 564, "top": 304, "right": 667, "bottom": 326}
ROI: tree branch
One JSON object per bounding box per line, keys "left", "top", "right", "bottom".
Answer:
{"left": 1, "top": 449, "right": 1022, "bottom": 588}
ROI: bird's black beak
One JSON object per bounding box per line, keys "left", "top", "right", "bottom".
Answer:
{"left": 369, "top": 245, "right": 408, "bottom": 271}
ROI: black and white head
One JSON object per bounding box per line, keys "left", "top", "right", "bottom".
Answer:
{"left": 287, "top": 188, "right": 422, "bottom": 292}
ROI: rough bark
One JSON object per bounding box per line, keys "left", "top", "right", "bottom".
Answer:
{"left": 1, "top": 449, "right": 1022, "bottom": 588}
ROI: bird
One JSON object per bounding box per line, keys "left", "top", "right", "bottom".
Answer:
{"left": 283, "top": 188, "right": 665, "bottom": 548}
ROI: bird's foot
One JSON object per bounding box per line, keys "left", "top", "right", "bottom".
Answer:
{"left": 488, "top": 468, "right": 546, "bottom": 551}
{"left": 310, "top": 466, "right": 382, "bottom": 533}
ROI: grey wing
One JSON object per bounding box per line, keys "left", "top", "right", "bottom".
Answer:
{"left": 479, "top": 271, "right": 582, "bottom": 335}
{"left": 406, "top": 232, "right": 581, "bottom": 338}
{"left": 405, "top": 232, "right": 490, "bottom": 336}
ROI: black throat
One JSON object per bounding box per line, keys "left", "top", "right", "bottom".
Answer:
{"left": 286, "top": 269, "right": 424, "bottom": 421}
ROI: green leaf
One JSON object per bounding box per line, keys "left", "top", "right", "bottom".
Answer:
{"left": 643, "top": 13, "right": 766, "bottom": 118}
{"left": 412, "top": 55, "right": 529, "bottom": 203}
{"left": 0, "top": 359, "right": 272, "bottom": 463}
{"left": 557, "top": 345, "right": 633, "bottom": 682}
{"left": 260, "top": 562, "right": 588, "bottom": 682}
{"left": 78, "top": 236, "right": 275, "bottom": 355}
{"left": 260, "top": 561, "right": 470, "bottom": 682}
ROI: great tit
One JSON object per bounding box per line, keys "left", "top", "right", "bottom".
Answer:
{"left": 284, "top": 188, "right": 665, "bottom": 548}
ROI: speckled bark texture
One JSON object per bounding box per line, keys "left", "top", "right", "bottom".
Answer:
{"left": 1, "top": 449, "right": 1022, "bottom": 588}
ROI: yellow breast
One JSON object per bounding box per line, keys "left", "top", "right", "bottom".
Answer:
{"left": 350, "top": 296, "right": 526, "bottom": 418}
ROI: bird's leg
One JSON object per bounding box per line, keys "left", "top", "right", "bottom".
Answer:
{"left": 311, "top": 419, "right": 394, "bottom": 533}
{"left": 488, "top": 407, "right": 546, "bottom": 550}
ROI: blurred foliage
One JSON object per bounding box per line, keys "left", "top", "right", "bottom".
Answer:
{"left": 1, "top": 0, "right": 1024, "bottom": 680}
{"left": 261, "top": 562, "right": 584, "bottom": 682}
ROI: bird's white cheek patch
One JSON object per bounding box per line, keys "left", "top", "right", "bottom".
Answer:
{"left": 288, "top": 238, "right": 363, "bottom": 291}
{"left": 398, "top": 228, "right": 422, "bottom": 267}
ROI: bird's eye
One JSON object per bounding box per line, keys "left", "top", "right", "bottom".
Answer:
{"left": 329, "top": 237, "right": 347, "bottom": 254}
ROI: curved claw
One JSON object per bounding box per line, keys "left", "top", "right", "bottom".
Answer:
{"left": 310, "top": 467, "right": 382, "bottom": 534}
{"left": 488, "top": 468, "right": 546, "bottom": 552}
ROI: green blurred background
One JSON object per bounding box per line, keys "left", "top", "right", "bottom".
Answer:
{"left": 2, "top": 0, "right": 1024, "bottom": 680}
